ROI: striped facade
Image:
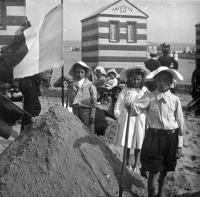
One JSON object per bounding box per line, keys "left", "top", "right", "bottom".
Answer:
{"left": 0, "top": 0, "right": 26, "bottom": 52}
{"left": 81, "top": 0, "right": 148, "bottom": 69}
{"left": 196, "top": 23, "right": 200, "bottom": 68}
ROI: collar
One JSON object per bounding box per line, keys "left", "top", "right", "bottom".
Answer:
{"left": 155, "top": 89, "right": 171, "bottom": 101}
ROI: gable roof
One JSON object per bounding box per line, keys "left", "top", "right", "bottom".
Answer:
{"left": 81, "top": 0, "right": 148, "bottom": 22}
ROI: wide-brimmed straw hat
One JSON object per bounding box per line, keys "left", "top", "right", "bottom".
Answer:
{"left": 94, "top": 66, "right": 106, "bottom": 76}
{"left": 120, "top": 65, "right": 150, "bottom": 81}
{"left": 107, "top": 69, "right": 118, "bottom": 77}
{"left": 69, "top": 61, "right": 91, "bottom": 77}
{"left": 146, "top": 66, "right": 184, "bottom": 81}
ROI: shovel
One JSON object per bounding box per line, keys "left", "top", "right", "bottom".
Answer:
{"left": 119, "top": 111, "right": 131, "bottom": 197}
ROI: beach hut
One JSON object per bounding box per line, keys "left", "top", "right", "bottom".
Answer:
{"left": 196, "top": 23, "right": 200, "bottom": 69}
{"left": 0, "top": 0, "right": 26, "bottom": 53}
{"left": 81, "top": 0, "right": 148, "bottom": 70}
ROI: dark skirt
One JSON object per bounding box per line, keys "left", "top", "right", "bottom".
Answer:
{"left": 141, "top": 128, "right": 178, "bottom": 172}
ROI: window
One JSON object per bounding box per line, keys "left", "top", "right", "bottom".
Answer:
{"left": 127, "top": 22, "right": 137, "bottom": 43}
{"left": 0, "top": 0, "right": 6, "bottom": 29}
{"left": 109, "top": 21, "right": 119, "bottom": 42}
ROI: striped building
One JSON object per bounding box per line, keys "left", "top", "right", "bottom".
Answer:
{"left": 81, "top": 0, "right": 148, "bottom": 70}
{"left": 0, "top": 0, "right": 26, "bottom": 53}
{"left": 196, "top": 23, "right": 200, "bottom": 69}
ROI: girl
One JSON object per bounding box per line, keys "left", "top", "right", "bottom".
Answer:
{"left": 114, "top": 65, "right": 149, "bottom": 172}
{"left": 105, "top": 69, "right": 118, "bottom": 89}
{"left": 126, "top": 66, "right": 184, "bottom": 197}
{"left": 68, "top": 61, "right": 97, "bottom": 134}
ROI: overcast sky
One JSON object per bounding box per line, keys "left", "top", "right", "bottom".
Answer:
{"left": 63, "top": 0, "right": 200, "bottom": 44}
{"left": 26, "top": 0, "right": 200, "bottom": 44}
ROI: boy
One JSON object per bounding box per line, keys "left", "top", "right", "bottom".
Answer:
{"left": 125, "top": 66, "right": 184, "bottom": 197}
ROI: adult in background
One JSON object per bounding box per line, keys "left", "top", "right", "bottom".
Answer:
{"left": 68, "top": 61, "right": 97, "bottom": 134}
{"left": 158, "top": 43, "right": 179, "bottom": 93}
{"left": 158, "top": 43, "right": 178, "bottom": 70}
{"left": 19, "top": 74, "right": 41, "bottom": 131}
{"left": 144, "top": 47, "right": 160, "bottom": 91}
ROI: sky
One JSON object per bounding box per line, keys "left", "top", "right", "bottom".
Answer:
{"left": 63, "top": 0, "right": 200, "bottom": 44}
{"left": 26, "top": 0, "right": 200, "bottom": 44}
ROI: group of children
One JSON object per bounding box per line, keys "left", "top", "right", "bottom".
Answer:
{"left": 68, "top": 60, "right": 185, "bottom": 197}
{"left": 93, "top": 66, "right": 118, "bottom": 103}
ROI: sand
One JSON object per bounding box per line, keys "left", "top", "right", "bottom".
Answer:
{"left": 0, "top": 90, "right": 200, "bottom": 196}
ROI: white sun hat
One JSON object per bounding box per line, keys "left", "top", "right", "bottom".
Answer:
{"left": 146, "top": 66, "right": 184, "bottom": 81}
{"left": 107, "top": 69, "right": 118, "bottom": 77}
{"left": 69, "top": 61, "right": 91, "bottom": 77}
{"left": 94, "top": 66, "right": 106, "bottom": 76}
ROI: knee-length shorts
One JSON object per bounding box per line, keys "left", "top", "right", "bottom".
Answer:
{"left": 141, "top": 128, "right": 179, "bottom": 172}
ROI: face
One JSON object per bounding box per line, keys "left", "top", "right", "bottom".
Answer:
{"left": 74, "top": 65, "right": 86, "bottom": 80}
{"left": 128, "top": 73, "right": 143, "bottom": 88}
{"left": 95, "top": 70, "right": 101, "bottom": 77}
{"left": 155, "top": 71, "right": 173, "bottom": 92}
{"left": 109, "top": 73, "right": 116, "bottom": 79}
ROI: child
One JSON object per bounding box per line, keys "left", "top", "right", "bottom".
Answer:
{"left": 105, "top": 69, "right": 118, "bottom": 89}
{"left": 126, "top": 66, "right": 184, "bottom": 197}
{"left": 68, "top": 61, "right": 97, "bottom": 134}
{"left": 114, "top": 65, "right": 149, "bottom": 172}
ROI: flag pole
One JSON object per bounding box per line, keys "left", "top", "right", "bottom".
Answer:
{"left": 61, "top": 0, "right": 64, "bottom": 106}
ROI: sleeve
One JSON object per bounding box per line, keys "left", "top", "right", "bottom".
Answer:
{"left": 114, "top": 89, "right": 125, "bottom": 120}
{"left": 130, "top": 93, "right": 151, "bottom": 115}
{"left": 175, "top": 98, "right": 185, "bottom": 147}
{"left": 112, "top": 78, "right": 118, "bottom": 87}
{"left": 89, "top": 84, "right": 97, "bottom": 119}
{"left": 172, "top": 57, "right": 178, "bottom": 70}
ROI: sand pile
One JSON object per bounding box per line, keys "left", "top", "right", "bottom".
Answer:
{"left": 0, "top": 104, "right": 146, "bottom": 197}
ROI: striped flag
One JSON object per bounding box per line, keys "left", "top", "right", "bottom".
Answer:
{"left": 13, "top": 4, "right": 63, "bottom": 79}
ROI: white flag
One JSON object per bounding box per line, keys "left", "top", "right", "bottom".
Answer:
{"left": 13, "top": 4, "right": 63, "bottom": 79}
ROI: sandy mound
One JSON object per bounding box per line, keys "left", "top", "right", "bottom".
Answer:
{"left": 0, "top": 104, "right": 146, "bottom": 197}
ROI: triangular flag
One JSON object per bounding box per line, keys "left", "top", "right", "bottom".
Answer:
{"left": 13, "top": 4, "right": 63, "bottom": 79}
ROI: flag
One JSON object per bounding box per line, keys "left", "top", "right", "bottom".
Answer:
{"left": 13, "top": 4, "right": 63, "bottom": 79}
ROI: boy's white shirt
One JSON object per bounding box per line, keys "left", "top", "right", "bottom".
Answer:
{"left": 130, "top": 89, "right": 185, "bottom": 148}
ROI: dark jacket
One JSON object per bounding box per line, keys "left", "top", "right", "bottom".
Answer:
{"left": 158, "top": 55, "right": 178, "bottom": 69}
{"left": 144, "top": 58, "right": 160, "bottom": 72}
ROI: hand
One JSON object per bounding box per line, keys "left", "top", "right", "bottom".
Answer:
{"left": 176, "top": 147, "right": 183, "bottom": 159}
{"left": 89, "top": 117, "right": 95, "bottom": 124}
{"left": 125, "top": 102, "right": 131, "bottom": 112}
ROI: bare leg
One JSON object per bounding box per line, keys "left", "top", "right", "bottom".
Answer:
{"left": 132, "top": 149, "right": 141, "bottom": 170}
{"left": 148, "top": 171, "right": 159, "bottom": 197}
{"left": 157, "top": 171, "right": 167, "bottom": 197}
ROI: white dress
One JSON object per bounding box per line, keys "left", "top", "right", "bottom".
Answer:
{"left": 114, "top": 87, "right": 148, "bottom": 149}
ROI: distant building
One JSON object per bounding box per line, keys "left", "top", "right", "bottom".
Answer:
{"left": 0, "top": 0, "right": 26, "bottom": 53}
{"left": 81, "top": 0, "right": 148, "bottom": 69}
{"left": 184, "top": 46, "right": 190, "bottom": 53}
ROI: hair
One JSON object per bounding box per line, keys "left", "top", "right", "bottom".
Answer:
{"left": 150, "top": 53, "right": 157, "bottom": 58}
{"left": 126, "top": 68, "right": 146, "bottom": 89}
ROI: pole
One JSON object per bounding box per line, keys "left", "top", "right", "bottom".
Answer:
{"left": 119, "top": 112, "right": 131, "bottom": 197}
{"left": 61, "top": 0, "right": 64, "bottom": 106}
